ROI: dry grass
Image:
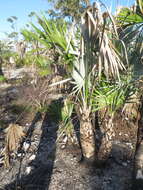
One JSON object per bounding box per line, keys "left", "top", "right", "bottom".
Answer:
{"left": 19, "top": 74, "right": 65, "bottom": 111}
{"left": 3, "top": 123, "right": 25, "bottom": 167}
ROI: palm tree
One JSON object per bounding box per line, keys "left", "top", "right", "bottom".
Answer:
{"left": 22, "top": 3, "right": 135, "bottom": 163}
{"left": 71, "top": 3, "right": 127, "bottom": 162}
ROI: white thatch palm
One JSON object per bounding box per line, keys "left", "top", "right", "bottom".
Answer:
{"left": 71, "top": 3, "right": 127, "bottom": 162}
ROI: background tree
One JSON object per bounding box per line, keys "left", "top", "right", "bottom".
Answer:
{"left": 47, "top": 0, "right": 90, "bottom": 21}
{"left": 7, "top": 16, "right": 18, "bottom": 42}
{"left": 0, "top": 40, "right": 14, "bottom": 76}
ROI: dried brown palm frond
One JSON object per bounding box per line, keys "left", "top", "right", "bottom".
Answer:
{"left": 122, "top": 92, "right": 141, "bottom": 120}
{"left": 81, "top": 2, "right": 126, "bottom": 80}
{"left": 3, "top": 123, "right": 25, "bottom": 167}
{"left": 4, "top": 123, "right": 25, "bottom": 152}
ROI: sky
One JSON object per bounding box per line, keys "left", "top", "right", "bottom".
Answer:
{"left": 0, "top": 0, "right": 135, "bottom": 40}
{"left": 0, "top": 0, "right": 51, "bottom": 39}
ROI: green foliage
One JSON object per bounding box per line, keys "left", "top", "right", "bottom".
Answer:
{"left": 28, "top": 11, "right": 36, "bottom": 18}
{"left": 117, "top": 0, "right": 143, "bottom": 78}
{"left": 38, "top": 69, "right": 51, "bottom": 77}
{"left": 137, "top": 0, "right": 143, "bottom": 14}
{"left": 36, "top": 55, "right": 50, "bottom": 68}
{"left": 0, "top": 75, "right": 6, "bottom": 82}
{"left": 10, "top": 49, "right": 52, "bottom": 73}
{"left": 60, "top": 98, "right": 74, "bottom": 137}
{"left": 22, "top": 13, "right": 78, "bottom": 68}
{"left": 117, "top": 7, "right": 143, "bottom": 24}
{"left": 0, "top": 40, "right": 14, "bottom": 65}
{"left": 20, "top": 2, "right": 142, "bottom": 135}
{"left": 47, "top": 100, "right": 63, "bottom": 122}
{"left": 36, "top": 56, "right": 52, "bottom": 76}
{"left": 92, "top": 75, "right": 136, "bottom": 114}
{"left": 22, "top": 16, "right": 68, "bottom": 50}
{"left": 47, "top": 0, "right": 89, "bottom": 20}
{"left": 7, "top": 16, "right": 18, "bottom": 24}
{"left": 10, "top": 104, "right": 27, "bottom": 115}
{"left": 71, "top": 4, "right": 126, "bottom": 119}
{"left": 6, "top": 16, "right": 18, "bottom": 40}
{"left": 8, "top": 32, "right": 18, "bottom": 39}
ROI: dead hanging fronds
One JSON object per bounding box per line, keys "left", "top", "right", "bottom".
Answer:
{"left": 81, "top": 2, "right": 126, "bottom": 80}
{"left": 4, "top": 124, "right": 25, "bottom": 152}
{"left": 3, "top": 124, "right": 25, "bottom": 167}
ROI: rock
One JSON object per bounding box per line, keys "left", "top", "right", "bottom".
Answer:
{"left": 23, "top": 142, "right": 30, "bottom": 152}
{"left": 4, "top": 68, "right": 26, "bottom": 79}
{"left": 122, "top": 162, "right": 128, "bottom": 167}
{"left": 136, "top": 169, "right": 143, "bottom": 179}
{"left": 61, "top": 145, "right": 66, "bottom": 149}
{"left": 34, "top": 121, "right": 43, "bottom": 134}
{"left": 125, "top": 117, "right": 129, "bottom": 121}
{"left": 7, "top": 88, "right": 19, "bottom": 94}
{"left": 126, "top": 142, "right": 133, "bottom": 149}
{"left": 0, "top": 83, "right": 11, "bottom": 89}
{"left": 25, "top": 166, "right": 32, "bottom": 175}
{"left": 63, "top": 136, "right": 68, "bottom": 144}
{"left": 17, "top": 153, "right": 22, "bottom": 157}
{"left": 35, "top": 121, "right": 42, "bottom": 129}
{"left": 29, "top": 154, "right": 36, "bottom": 161}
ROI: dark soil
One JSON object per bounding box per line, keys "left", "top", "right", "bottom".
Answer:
{"left": 0, "top": 77, "right": 139, "bottom": 190}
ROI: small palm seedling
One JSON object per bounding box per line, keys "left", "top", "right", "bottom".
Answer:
{"left": 58, "top": 98, "right": 77, "bottom": 146}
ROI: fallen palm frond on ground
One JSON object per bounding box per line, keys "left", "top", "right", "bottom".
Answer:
{"left": 2, "top": 124, "right": 25, "bottom": 167}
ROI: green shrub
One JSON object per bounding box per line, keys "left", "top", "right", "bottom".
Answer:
{"left": 0, "top": 75, "right": 6, "bottom": 82}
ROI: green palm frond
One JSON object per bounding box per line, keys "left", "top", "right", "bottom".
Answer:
{"left": 22, "top": 13, "right": 78, "bottom": 66}
{"left": 21, "top": 28, "right": 50, "bottom": 48}
{"left": 92, "top": 76, "right": 136, "bottom": 113}
{"left": 117, "top": 7, "right": 143, "bottom": 24}
{"left": 116, "top": 0, "right": 143, "bottom": 79}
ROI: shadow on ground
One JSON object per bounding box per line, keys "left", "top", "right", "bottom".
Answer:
{"left": 3, "top": 99, "right": 63, "bottom": 190}
{"left": 1, "top": 99, "right": 139, "bottom": 190}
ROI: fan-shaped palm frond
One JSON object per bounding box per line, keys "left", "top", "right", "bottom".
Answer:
{"left": 117, "top": 0, "right": 143, "bottom": 75}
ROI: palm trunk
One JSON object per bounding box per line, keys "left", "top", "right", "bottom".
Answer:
{"left": 80, "top": 111, "right": 96, "bottom": 162}
{"left": 98, "top": 113, "right": 115, "bottom": 162}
